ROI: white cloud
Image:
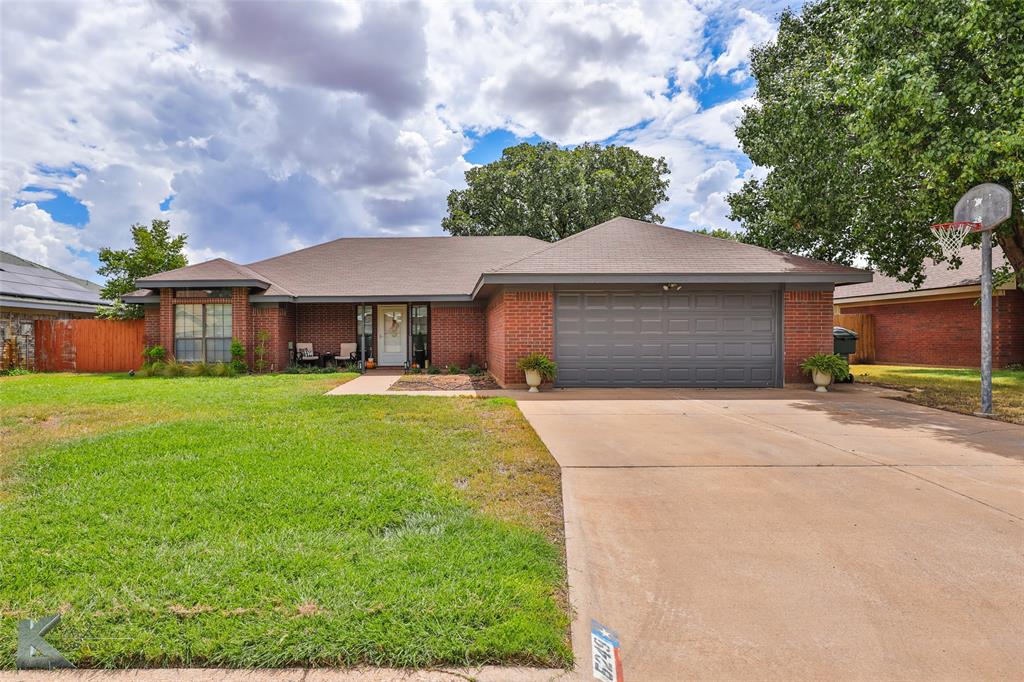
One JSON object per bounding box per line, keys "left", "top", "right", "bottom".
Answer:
{"left": 1, "top": 0, "right": 783, "bottom": 275}
{"left": 705, "top": 9, "right": 776, "bottom": 81}
{"left": 0, "top": 203, "right": 95, "bottom": 279}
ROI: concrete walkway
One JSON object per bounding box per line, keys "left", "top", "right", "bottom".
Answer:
{"left": 517, "top": 387, "right": 1024, "bottom": 680}
{"left": 326, "top": 374, "right": 477, "bottom": 396}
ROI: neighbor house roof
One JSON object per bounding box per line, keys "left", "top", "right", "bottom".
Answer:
{"left": 0, "top": 250, "right": 105, "bottom": 313}
{"left": 835, "top": 245, "right": 1008, "bottom": 301}
{"left": 125, "top": 217, "right": 871, "bottom": 303}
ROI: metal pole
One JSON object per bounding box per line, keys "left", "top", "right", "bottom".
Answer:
{"left": 979, "top": 230, "right": 993, "bottom": 416}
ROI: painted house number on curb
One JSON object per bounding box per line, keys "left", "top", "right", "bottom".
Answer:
{"left": 591, "top": 619, "right": 623, "bottom": 682}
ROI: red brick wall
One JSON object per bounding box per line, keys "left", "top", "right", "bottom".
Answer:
{"left": 296, "top": 303, "right": 356, "bottom": 355}
{"left": 784, "top": 289, "right": 834, "bottom": 384}
{"left": 838, "top": 289, "right": 1024, "bottom": 368}
{"left": 143, "top": 304, "right": 160, "bottom": 347}
{"left": 430, "top": 303, "right": 486, "bottom": 368}
{"left": 486, "top": 288, "right": 554, "bottom": 386}
{"left": 251, "top": 303, "right": 295, "bottom": 371}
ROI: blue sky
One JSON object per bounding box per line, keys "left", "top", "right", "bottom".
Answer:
{"left": 1, "top": 1, "right": 792, "bottom": 281}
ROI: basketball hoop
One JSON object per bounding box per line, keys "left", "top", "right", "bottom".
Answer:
{"left": 935, "top": 182, "right": 1013, "bottom": 417}
{"left": 930, "top": 221, "right": 980, "bottom": 261}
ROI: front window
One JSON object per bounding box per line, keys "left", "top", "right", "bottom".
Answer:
{"left": 175, "top": 304, "right": 232, "bottom": 363}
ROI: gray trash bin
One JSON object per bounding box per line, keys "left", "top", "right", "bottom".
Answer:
{"left": 833, "top": 326, "right": 858, "bottom": 383}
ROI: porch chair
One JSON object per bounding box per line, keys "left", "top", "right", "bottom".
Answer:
{"left": 340, "top": 342, "right": 358, "bottom": 365}
{"left": 296, "top": 343, "right": 320, "bottom": 366}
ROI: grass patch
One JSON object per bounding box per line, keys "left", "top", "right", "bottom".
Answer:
{"left": 851, "top": 364, "right": 1024, "bottom": 424}
{"left": 0, "top": 373, "right": 569, "bottom": 668}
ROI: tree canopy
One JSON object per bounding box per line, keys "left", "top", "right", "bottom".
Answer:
{"left": 97, "top": 219, "right": 187, "bottom": 318}
{"left": 728, "top": 0, "right": 1024, "bottom": 286}
{"left": 691, "top": 227, "right": 739, "bottom": 241}
{"left": 443, "top": 142, "right": 670, "bottom": 241}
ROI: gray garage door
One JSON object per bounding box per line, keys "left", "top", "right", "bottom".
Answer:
{"left": 555, "top": 287, "right": 781, "bottom": 387}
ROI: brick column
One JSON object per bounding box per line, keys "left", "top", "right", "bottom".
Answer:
{"left": 159, "top": 288, "right": 175, "bottom": 357}
{"left": 783, "top": 289, "right": 834, "bottom": 384}
{"left": 231, "top": 287, "right": 252, "bottom": 365}
{"left": 485, "top": 288, "right": 554, "bottom": 387}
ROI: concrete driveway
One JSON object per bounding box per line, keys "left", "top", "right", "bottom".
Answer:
{"left": 517, "top": 386, "right": 1024, "bottom": 681}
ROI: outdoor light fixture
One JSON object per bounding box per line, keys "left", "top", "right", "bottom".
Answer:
{"left": 662, "top": 283, "right": 682, "bottom": 291}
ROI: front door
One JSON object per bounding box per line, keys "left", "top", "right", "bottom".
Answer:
{"left": 377, "top": 304, "right": 407, "bottom": 366}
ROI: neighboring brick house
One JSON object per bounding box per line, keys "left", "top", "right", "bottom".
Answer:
{"left": 835, "top": 245, "right": 1023, "bottom": 368}
{"left": 0, "top": 250, "right": 104, "bottom": 369}
{"left": 125, "top": 218, "right": 870, "bottom": 387}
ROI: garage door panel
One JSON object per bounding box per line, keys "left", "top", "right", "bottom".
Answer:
{"left": 555, "top": 287, "right": 780, "bottom": 388}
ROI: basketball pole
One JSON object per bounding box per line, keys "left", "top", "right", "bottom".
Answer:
{"left": 979, "top": 230, "right": 993, "bottom": 416}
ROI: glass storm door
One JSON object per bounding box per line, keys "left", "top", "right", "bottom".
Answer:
{"left": 377, "top": 304, "right": 407, "bottom": 366}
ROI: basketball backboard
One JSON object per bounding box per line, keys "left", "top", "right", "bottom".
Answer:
{"left": 953, "top": 183, "right": 1012, "bottom": 230}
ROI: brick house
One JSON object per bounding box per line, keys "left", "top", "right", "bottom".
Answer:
{"left": 125, "top": 218, "right": 870, "bottom": 387}
{"left": 835, "top": 245, "right": 1023, "bottom": 368}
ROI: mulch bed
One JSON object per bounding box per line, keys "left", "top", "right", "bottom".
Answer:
{"left": 390, "top": 374, "right": 501, "bottom": 391}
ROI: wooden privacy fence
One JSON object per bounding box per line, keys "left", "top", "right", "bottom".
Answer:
{"left": 833, "top": 313, "right": 876, "bottom": 364}
{"left": 34, "top": 319, "right": 145, "bottom": 372}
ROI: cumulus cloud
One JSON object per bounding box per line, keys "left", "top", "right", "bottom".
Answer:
{"left": 705, "top": 9, "right": 776, "bottom": 81}
{"left": 1, "top": 0, "right": 781, "bottom": 275}
{"left": 0, "top": 203, "right": 94, "bottom": 279}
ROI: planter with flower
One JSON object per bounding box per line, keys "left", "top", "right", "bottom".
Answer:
{"left": 516, "top": 353, "right": 557, "bottom": 392}
{"left": 800, "top": 353, "right": 850, "bottom": 392}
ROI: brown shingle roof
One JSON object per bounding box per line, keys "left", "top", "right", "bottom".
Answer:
{"left": 137, "top": 258, "right": 271, "bottom": 287}
{"left": 128, "top": 218, "right": 870, "bottom": 301}
{"left": 492, "top": 217, "right": 869, "bottom": 278}
{"left": 835, "top": 245, "right": 1007, "bottom": 300}
{"left": 248, "top": 236, "right": 546, "bottom": 298}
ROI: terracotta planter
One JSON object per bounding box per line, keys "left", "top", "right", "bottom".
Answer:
{"left": 812, "top": 369, "right": 832, "bottom": 393}
{"left": 524, "top": 369, "right": 542, "bottom": 393}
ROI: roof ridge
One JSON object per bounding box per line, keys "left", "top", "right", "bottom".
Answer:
{"left": 246, "top": 234, "right": 547, "bottom": 268}
{"left": 489, "top": 217, "right": 627, "bottom": 273}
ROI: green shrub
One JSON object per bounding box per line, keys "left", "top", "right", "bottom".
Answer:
{"left": 143, "top": 345, "right": 167, "bottom": 363}
{"left": 466, "top": 364, "right": 482, "bottom": 375}
{"left": 162, "top": 361, "right": 189, "bottom": 378}
{"left": 427, "top": 365, "right": 441, "bottom": 375}
{"left": 800, "top": 353, "right": 850, "bottom": 381}
{"left": 283, "top": 363, "right": 339, "bottom": 375}
{"left": 516, "top": 353, "right": 557, "bottom": 380}
{"left": 446, "top": 363, "right": 461, "bottom": 375}
{"left": 407, "top": 367, "right": 422, "bottom": 375}
{"left": 0, "top": 367, "right": 33, "bottom": 377}
{"left": 230, "top": 339, "right": 247, "bottom": 374}
{"left": 210, "top": 363, "right": 234, "bottom": 377}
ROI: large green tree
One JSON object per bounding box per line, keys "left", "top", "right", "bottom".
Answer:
{"left": 443, "top": 142, "right": 670, "bottom": 241}
{"left": 97, "top": 219, "right": 187, "bottom": 318}
{"left": 728, "top": 0, "right": 1024, "bottom": 286}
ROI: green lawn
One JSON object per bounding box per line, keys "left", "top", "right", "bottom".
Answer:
{"left": 0, "top": 373, "right": 569, "bottom": 669}
{"left": 851, "top": 364, "right": 1024, "bottom": 424}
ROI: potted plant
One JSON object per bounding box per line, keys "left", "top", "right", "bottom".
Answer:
{"left": 800, "top": 353, "right": 850, "bottom": 392}
{"left": 516, "top": 353, "right": 557, "bottom": 392}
